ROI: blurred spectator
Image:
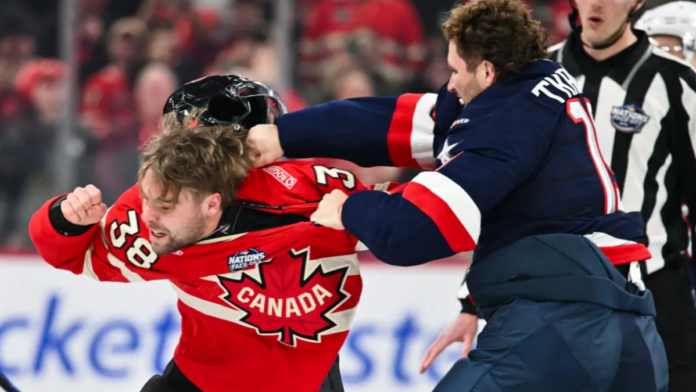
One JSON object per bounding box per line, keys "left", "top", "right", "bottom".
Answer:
{"left": 138, "top": 0, "right": 220, "bottom": 72}
{"left": 207, "top": 33, "right": 278, "bottom": 87}
{"left": 135, "top": 62, "right": 179, "bottom": 144}
{"left": 0, "top": 60, "right": 29, "bottom": 136}
{"left": 205, "top": 2, "right": 307, "bottom": 113}
{"left": 407, "top": 37, "right": 450, "bottom": 93}
{"left": 299, "top": 0, "right": 426, "bottom": 102}
{"left": 0, "top": 0, "right": 607, "bottom": 250}
{"left": 147, "top": 21, "right": 202, "bottom": 82}
{"left": 206, "top": 36, "right": 309, "bottom": 112}
{"left": 81, "top": 17, "right": 147, "bottom": 204}
{"left": 546, "top": 0, "right": 573, "bottom": 45}
{"left": 315, "top": 66, "right": 403, "bottom": 186}
{"left": 81, "top": 17, "right": 146, "bottom": 141}
{"left": 76, "top": 0, "right": 111, "bottom": 80}
{"left": 0, "top": 60, "right": 94, "bottom": 248}
{"left": 0, "top": 3, "right": 38, "bottom": 65}
{"left": 148, "top": 24, "right": 181, "bottom": 65}
{"left": 214, "top": 0, "right": 270, "bottom": 45}
{"left": 331, "top": 67, "right": 375, "bottom": 100}
{"left": 0, "top": 5, "right": 38, "bottom": 137}
{"left": 205, "top": 0, "right": 272, "bottom": 79}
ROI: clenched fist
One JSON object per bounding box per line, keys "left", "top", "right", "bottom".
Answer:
{"left": 61, "top": 185, "right": 108, "bottom": 226}
{"left": 248, "top": 124, "right": 284, "bottom": 168}
{"left": 310, "top": 190, "right": 348, "bottom": 230}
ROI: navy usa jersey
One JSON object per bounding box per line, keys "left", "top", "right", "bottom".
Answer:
{"left": 276, "top": 60, "right": 650, "bottom": 265}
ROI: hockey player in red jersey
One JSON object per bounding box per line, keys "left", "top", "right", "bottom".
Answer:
{"left": 28, "top": 76, "right": 374, "bottom": 392}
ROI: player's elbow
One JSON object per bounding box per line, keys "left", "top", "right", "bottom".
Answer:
{"left": 372, "top": 248, "right": 430, "bottom": 266}
{"left": 369, "top": 237, "right": 451, "bottom": 267}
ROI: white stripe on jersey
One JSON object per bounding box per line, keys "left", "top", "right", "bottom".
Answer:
{"left": 593, "top": 77, "right": 626, "bottom": 165}
{"left": 106, "top": 252, "right": 145, "bottom": 282}
{"left": 680, "top": 78, "right": 696, "bottom": 161}
{"left": 575, "top": 75, "right": 586, "bottom": 92}
{"left": 411, "top": 93, "right": 438, "bottom": 169}
{"left": 568, "top": 99, "right": 617, "bottom": 213}
{"left": 645, "top": 155, "right": 672, "bottom": 273}
{"left": 620, "top": 74, "right": 670, "bottom": 273}
{"left": 172, "top": 282, "right": 245, "bottom": 322}
{"left": 297, "top": 250, "right": 360, "bottom": 281}
{"left": 355, "top": 241, "right": 369, "bottom": 251}
{"left": 81, "top": 245, "right": 99, "bottom": 281}
{"left": 583, "top": 232, "right": 641, "bottom": 247}
{"left": 457, "top": 281, "right": 470, "bottom": 299}
{"left": 411, "top": 171, "right": 482, "bottom": 243}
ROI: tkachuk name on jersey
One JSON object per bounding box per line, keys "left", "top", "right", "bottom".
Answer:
{"left": 531, "top": 66, "right": 580, "bottom": 103}
{"left": 610, "top": 104, "right": 650, "bottom": 133}
{"left": 228, "top": 249, "right": 267, "bottom": 272}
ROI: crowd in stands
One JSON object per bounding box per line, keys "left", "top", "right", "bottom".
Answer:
{"left": 0, "top": 0, "right": 666, "bottom": 250}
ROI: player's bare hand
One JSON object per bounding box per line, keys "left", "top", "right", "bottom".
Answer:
{"left": 61, "top": 185, "right": 108, "bottom": 226}
{"left": 248, "top": 124, "right": 284, "bottom": 168}
{"left": 419, "top": 313, "right": 479, "bottom": 374}
{"left": 310, "top": 190, "right": 348, "bottom": 230}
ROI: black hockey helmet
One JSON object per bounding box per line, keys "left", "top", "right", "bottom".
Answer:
{"left": 163, "top": 75, "right": 288, "bottom": 129}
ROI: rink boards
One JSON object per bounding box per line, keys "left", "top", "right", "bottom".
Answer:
{"left": 0, "top": 253, "right": 478, "bottom": 392}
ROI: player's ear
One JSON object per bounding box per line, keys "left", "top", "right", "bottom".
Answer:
{"left": 202, "top": 193, "right": 223, "bottom": 216}
{"left": 481, "top": 60, "right": 496, "bottom": 87}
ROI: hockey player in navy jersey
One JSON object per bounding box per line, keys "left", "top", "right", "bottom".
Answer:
{"left": 249, "top": 0, "right": 668, "bottom": 391}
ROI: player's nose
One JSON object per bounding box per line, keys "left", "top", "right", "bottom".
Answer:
{"left": 141, "top": 203, "right": 159, "bottom": 224}
{"left": 447, "top": 77, "right": 457, "bottom": 94}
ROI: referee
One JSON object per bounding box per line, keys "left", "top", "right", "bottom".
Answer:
{"left": 549, "top": 1, "right": 696, "bottom": 389}
{"left": 422, "top": 0, "right": 696, "bottom": 390}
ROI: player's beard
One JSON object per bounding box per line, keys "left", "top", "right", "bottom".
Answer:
{"left": 151, "top": 215, "right": 207, "bottom": 255}
{"left": 460, "top": 77, "right": 486, "bottom": 106}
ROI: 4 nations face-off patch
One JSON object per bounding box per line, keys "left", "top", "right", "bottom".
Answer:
{"left": 610, "top": 104, "right": 651, "bottom": 134}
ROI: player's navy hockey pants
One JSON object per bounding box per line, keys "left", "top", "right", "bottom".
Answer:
{"left": 434, "top": 234, "right": 669, "bottom": 392}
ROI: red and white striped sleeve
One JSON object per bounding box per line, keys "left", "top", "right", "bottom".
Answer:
{"left": 386, "top": 93, "right": 438, "bottom": 169}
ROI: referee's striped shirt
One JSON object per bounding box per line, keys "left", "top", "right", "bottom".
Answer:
{"left": 548, "top": 29, "right": 696, "bottom": 274}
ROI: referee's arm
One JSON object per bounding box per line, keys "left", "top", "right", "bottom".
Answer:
{"left": 669, "top": 71, "right": 696, "bottom": 214}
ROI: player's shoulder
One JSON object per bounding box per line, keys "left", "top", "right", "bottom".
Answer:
{"left": 473, "top": 60, "right": 578, "bottom": 124}
{"left": 238, "top": 161, "right": 327, "bottom": 205}
{"left": 102, "top": 185, "right": 144, "bottom": 237}
{"left": 107, "top": 184, "right": 142, "bottom": 216}
{"left": 252, "top": 161, "right": 306, "bottom": 190}
{"left": 449, "top": 61, "right": 575, "bottom": 146}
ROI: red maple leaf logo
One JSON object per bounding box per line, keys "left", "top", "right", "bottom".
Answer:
{"left": 219, "top": 248, "right": 349, "bottom": 346}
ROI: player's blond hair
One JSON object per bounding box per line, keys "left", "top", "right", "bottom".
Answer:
{"left": 139, "top": 109, "right": 254, "bottom": 207}
{"left": 442, "top": 0, "right": 548, "bottom": 81}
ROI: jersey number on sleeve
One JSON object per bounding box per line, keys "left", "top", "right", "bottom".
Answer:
{"left": 566, "top": 98, "right": 619, "bottom": 214}
{"left": 313, "top": 165, "right": 357, "bottom": 191}
{"left": 110, "top": 210, "right": 159, "bottom": 269}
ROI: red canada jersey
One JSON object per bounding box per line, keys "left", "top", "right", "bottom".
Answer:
{"left": 29, "top": 161, "right": 386, "bottom": 392}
